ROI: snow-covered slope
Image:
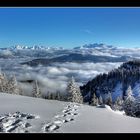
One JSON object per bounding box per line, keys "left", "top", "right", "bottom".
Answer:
{"left": 1, "top": 93, "right": 140, "bottom": 133}
{"left": 112, "top": 83, "right": 123, "bottom": 102}
{"left": 81, "top": 60, "right": 140, "bottom": 103}
{"left": 59, "top": 105, "right": 140, "bottom": 133}
{"left": 0, "top": 93, "right": 67, "bottom": 133}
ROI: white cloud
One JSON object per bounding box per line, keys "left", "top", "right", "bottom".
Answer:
{"left": 1, "top": 50, "right": 13, "bottom": 56}
{"left": 82, "top": 29, "right": 93, "bottom": 35}
{"left": 0, "top": 58, "right": 122, "bottom": 96}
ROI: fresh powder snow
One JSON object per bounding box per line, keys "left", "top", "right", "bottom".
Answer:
{"left": 1, "top": 93, "right": 140, "bottom": 133}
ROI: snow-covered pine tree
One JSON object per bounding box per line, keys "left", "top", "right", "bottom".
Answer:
{"left": 55, "top": 91, "right": 61, "bottom": 101}
{"left": 123, "top": 85, "right": 135, "bottom": 116}
{"left": 46, "top": 91, "right": 55, "bottom": 100}
{"left": 130, "top": 97, "right": 140, "bottom": 117}
{"left": 117, "top": 96, "right": 124, "bottom": 105}
{"left": 0, "top": 72, "right": 21, "bottom": 95}
{"left": 74, "top": 84, "right": 83, "bottom": 104}
{"left": 105, "top": 92, "right": 112, "bottom": 106}
{"left": 113, "top": 96, "right": 124, "bottom": 111}
{"left": 1, "top": 72, "right": 9, "bottom": 93}
{"left": 91, "top": 92, "right": 99, "bottom": 106}
{"left": 66, "top": 76, "right": 83, "bottom": 104}
{"left": 8, "top": 75, "right": 20, "bottom": 95}
{"left": 99, "top": 95, "right": 103, "bottom": 105}
{"left": 109, "top": 92, "right": 113, "bottom": 105}
{"left": 49, "top": 93, "right": 55, "bottom": 100}
{"left": 18, "top": 87, "right": 23, "bottom": 95}
{"left": 32, "top": 80, "right": 42, "bottom": 98}
{"left": 52, "top": 93, "right": 57, "bottom": 100}
{"left": 0, "top": 72, "right": 5, "bottom": 92}
{"left": 124, "top": 85, "right": 133, "bottom": 100}
{"left": 47, "top": 91, "right": 51, "bottom": 99}
{"left": 61, "top": 93, "right": 66, "bottom": 101}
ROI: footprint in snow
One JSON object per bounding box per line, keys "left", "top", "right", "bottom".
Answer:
{"left": 44, "top": 123, "right": 60, "bottom": 132}
{"left": 43, "top": 103, "right": 80, "bottom": 133}
{"left": 63, "top": 118, "right": 74, "bottom": 123}
{"left": 44, "top": 117, "right": 74, "bottom": 132}
{"left": 0, "top": 112, "right": 39, "bottom": 133}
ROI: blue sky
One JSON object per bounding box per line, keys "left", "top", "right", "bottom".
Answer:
{"left": 0, "top": 8, "right": 140, "bottom": 48}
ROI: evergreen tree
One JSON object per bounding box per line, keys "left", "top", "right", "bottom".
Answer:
{"left": 8, "top": 75, "right": 20, "bottom": 95}
{"left": 105, "top": 92, "right": 112, "bottom": 106}
{"left": 46, "top": 91, "right": 51, "bottom": 99}
{"left": 99, "top": 95, "right": 103, "bottom": 105}
{"left": 0, "top": 73, "right": 9, "bottom": 93}
{"left": 125, "top": 85, "right": 133, "bottom": 99}
{"left": 66, "top": 76, "right": 83, "bottom": 104}
{"left": 55, "top": 91, "right": 61, "bottom": 100}
{"left": 53, "top": 93, "right": 57, "bottom": 100}
{"left": 18, "top": 86, "right": 23, "bottom": 95}
{"left": 123, "top": 96, "right": 135, "bottom": 116}
{"left": 0, "top": 72, "right": 6, "bottom": 92}
{"left": 32, "top": 80, "right": 42, "bottom": 98}
{"left": 80, "top": 60, "right": 140, "bottom": 105}
{"left": 0, "top": 72, "right": 22, "bottom": 95}
{"left": 46, "top": 91, "right": 55, "bottom": 100}
{"left": 50, "top": 93, "right": 55, "bottom": 100}
{"left": 113, "top": 96, "right": 124, "bottom": 111}
{"left": 91, "top": 92, "right": 98, "bottom": 106}
{"left": 116, "top": 96, "right": 124, "bottom": 106}
{"left": 109, "top": 92, "right": 113, "bottom": 104}
{"left": 130, "top": 97, "right": 140, "bottom": 117}
{"left": 123, "top": 87, "right": 135, "bottom": 116}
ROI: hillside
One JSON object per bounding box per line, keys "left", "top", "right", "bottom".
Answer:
{"left": 0, "top": 93, "right": 67, "bottom": 133}
{"left": 81, "top": 60, "right": 140, "bottom": 103}
{"left": 21, "top": 54, "right": 131, "bottom": 67}
{"left": 1, "top": 93, "right": 140, "bottom": 133}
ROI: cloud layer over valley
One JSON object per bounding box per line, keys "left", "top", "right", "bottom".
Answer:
{"left": 0, "top": 58, "right": 122, "bottom": 96}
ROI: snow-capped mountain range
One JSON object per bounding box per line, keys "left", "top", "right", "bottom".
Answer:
{"left": 9, "top": 45, "right": 64, "bottom": 50}
{"left": 1, "top": 43, "right": 116, "bottom": 50}
{"left": 74, "top": 43, "right": 116, "bottom": 50}
{"left": 0, "top": 43, "right": 140, "bottom": 61}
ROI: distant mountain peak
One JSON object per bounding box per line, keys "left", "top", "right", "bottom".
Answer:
{"left": 74, "top": 43, "right": 116, "bottom": 49}
{"left": 10, "top": 45, "right": 64, "bottom": 50}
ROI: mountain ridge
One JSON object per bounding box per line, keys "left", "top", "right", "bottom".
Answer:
{"left": 0, "top": 43, "right": 140, "bottom": 60}
{"left": 0, "top": 43, "right": 127, "bottom": 50}
{"left": 80, "top": 60, "right": 140, "bottom": 103}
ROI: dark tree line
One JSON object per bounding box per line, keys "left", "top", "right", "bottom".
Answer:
{"left": 80, "top": 60, "right": 140, "bottom": 104}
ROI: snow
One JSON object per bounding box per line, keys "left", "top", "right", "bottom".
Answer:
{"left": 132, "top": 82, "right": 140, "bottom": 97}
{"left": 104, "top": 105, "right": 125, "bottom": 115}
{"left": 42, "top": 103, "right": 80, "bottom": 133}
{"left": 112, "top": 82, "right": 123, "bottom": 102}
{"left": 2, "top": 43, "right": 140, "bottom": 61}
{"left": 59, "top": 105, "right": 140, "bottom": 133}
{"left": 1, "top": 93, "right": 140, "bottom": 133}
{"left": 9, "top": 45, "right": 64, "bottom": 51}
{"left": 0, "top": 93, "right": 67, "bottom": 133}
{"left": 0, "top": 112, "right": 37, "bottom": 132}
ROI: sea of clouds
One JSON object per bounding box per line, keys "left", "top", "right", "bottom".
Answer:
{"left": 0, "top": 58, "right": 122, "bottom": 96}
